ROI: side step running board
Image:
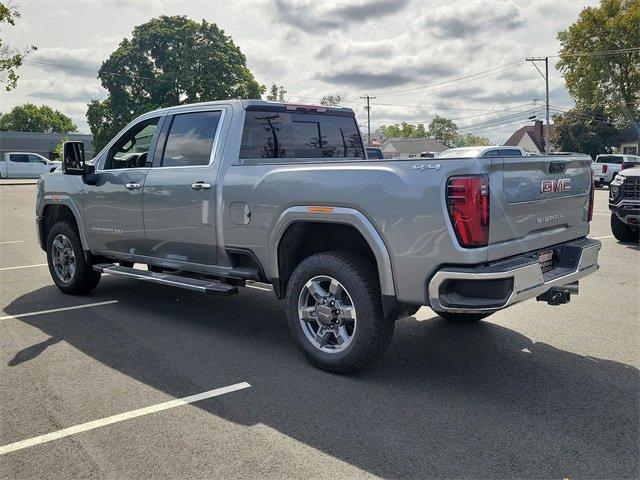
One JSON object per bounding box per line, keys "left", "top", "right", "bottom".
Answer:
{"left": 93, "top": 264, "right": 238, "bottom": 295}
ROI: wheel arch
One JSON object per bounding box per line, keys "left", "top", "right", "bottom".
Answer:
{"left": 40, "top": 198, "right": 89, "bottom": 252}
{"left": 268, "top": 206, "right": 396, "bottom": 298}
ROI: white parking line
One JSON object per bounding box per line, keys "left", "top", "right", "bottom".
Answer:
{"left": 0, "top": 263, "right": 47, "bottom": 272}
{"left": 0, "top": 382, "right": 251, "bottom": 455}
{"left": 0, "top": 300, "right": 119, "bottom": 321}
{"left": 593, "top": 235, "right": 615, "bottom": 240}
{"left": 0, "top": 240, "right": 24, "bottom": 245}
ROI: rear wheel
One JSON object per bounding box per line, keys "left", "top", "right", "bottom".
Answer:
{"left": 436, "top": 311, "right": 493, "bottom": 323}
{"left": 611, "top": 213, "right": 639, "bottom": 242}
{"left": 285, "top": 251, "right": 393, "bottom": 373}
{"left": 46, "top": 221, "right": 101, "bottom": 294}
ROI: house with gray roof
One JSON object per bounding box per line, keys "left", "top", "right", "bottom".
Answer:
{"left": 379, "top": 137, "right": 447, "bottom": 158}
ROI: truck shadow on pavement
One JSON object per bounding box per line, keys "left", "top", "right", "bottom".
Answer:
{"left": 5, "top": 277, "right": 639, "bottom": 479}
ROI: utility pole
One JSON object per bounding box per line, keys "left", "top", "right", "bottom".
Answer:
{"left": 526, "top": 57, "right": 550, "bottom": 154}
{"left": 360, "top": 95, "right": 376, "bottom": 146}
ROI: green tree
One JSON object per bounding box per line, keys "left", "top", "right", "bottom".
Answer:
{"left": 428, "top": 115, "right": 458, "bottom": 146}
{"left": 86, "top": 98, "right": 115, "bottom": 155}
{"left": 551, "top": 107, "right": 619, "bottom": 159}
{"left": 378, "top": 122, "right": 427, "bottom": 138}
{"left": 557, "top": 0, "right": 640, "bottom": 122}
{"left": 320, "top": 95, "right": 342, "bottom": 106}
{"left": 0, "top": 2, "right": 36, "bottom": 91}
{"left": 0, "top": 103, "right": 77, "bottom": 133}
{"left": 451, "top": 133, "right": 491, "bottom": 147}
{"left": 87, "top": 15, "right": 264, "bottom": 152}
{"left": 266, "top": 83, "right": 287, "bottom": 101}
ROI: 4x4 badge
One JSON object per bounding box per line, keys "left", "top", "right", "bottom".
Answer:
{"left": 412, "top": 163, "right": 441, "bottom": 171}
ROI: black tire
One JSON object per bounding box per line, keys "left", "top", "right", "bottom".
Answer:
{"left": 285, "top": 251, "right": 394, "bottom": 373}
{"left": 436, "top": 311, "right": 493, "bottom": 323}
{"left": 611, "top": 212, "right": 639, "bottom": 242}
{"left": 46, "top": 221, "right": 101, "bottom": 294}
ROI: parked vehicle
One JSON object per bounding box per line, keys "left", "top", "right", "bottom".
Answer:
{"left": 36, "top": 100, "right": 601, "bottom": 372}
{"left": 437, "top": 146, "right": 528, "bottom": 158}
{"left": 366, "top": 147, "right": 384, "bottom": 159}
{"left": 621, "top": 156, "right": 640, "bottom": 171}
{"left": 592, "top": 154, "right": 640, "bottom": 187}
{"left": 609, "top": 167, "right": 640, "bottom": 242}
{"left": 0, "top": 152, "right": 60, "bottom": 178}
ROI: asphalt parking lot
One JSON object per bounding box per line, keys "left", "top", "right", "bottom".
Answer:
{"left": 0, "top": 184, "right": 638, "bottom": 479}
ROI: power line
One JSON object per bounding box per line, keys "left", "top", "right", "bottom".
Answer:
{"left": 549, "top": 46, "right": 640, "bottom": 58}
{"left": 457, "top": 109, "right": 542, "bottom": 132}
{"left": 462, "top": 120, "right": 533, "bottom": 135}
{"left": 447, "top": 103, "right": 536, "bottom": 121}
{"left": 372, "top": 101, "right": 534, "bottom": 113}
{"left": 366, "top": 48, "right": 639, "bottom": 100}
{"left": 373, "top": 60, "right": 526, "bottom": 98}
{"left": 23, "top": 59, "right": 156, "bottom": 81}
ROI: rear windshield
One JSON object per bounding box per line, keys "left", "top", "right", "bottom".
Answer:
{"left": 366, "top": 148, "right": 384, "bottom": 159}
{"left": 438, "top": 147, "right": 485, "bottom": 158}
{"left": 239, "top": 111, "right": 364, "bottom": 163}
{"left": 596, "top": 155, "right": 623, "bottom": 164}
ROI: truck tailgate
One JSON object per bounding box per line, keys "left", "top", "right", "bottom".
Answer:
{"left": 488, "top": 156, "right": 592, "bottom": 261}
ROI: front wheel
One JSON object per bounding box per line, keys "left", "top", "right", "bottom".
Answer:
{"left": 611, "top": 213, "right": 639, "bottom": 242}
{"left": 47, "top": 221, "right": 101, "bottom": 294}
{"left": 285, "top": 251, "right": 394, "bottom": 373}
{"left": 436, "top": 311, "right": 493, "bottom": 323}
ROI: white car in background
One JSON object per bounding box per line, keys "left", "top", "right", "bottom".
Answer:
{"left": 592, "top": 154, "right": 640, "bottom": 187}
{"left": 437, "top": 145, "right": 529, "bottom": 158}
{"left": 0, "top": 152, "right": 61, "bottom": 179}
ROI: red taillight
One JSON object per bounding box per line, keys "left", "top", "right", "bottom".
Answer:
{"left": 446, "top": 175, "right": 490, "bottom": 248}
{"left": 602, "top": 164, "right": 608, "bottom": 173}
{"left": 588, "top": 170, "right": 595, "bottom": 222}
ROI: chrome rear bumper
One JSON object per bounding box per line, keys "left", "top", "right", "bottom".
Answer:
{"left": 428, "top": 238, "right": 601, "bottom": 314}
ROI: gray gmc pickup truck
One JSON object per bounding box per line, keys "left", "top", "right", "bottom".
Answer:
{"left": 36, "top": 100, "right": 601, "bottom": 372}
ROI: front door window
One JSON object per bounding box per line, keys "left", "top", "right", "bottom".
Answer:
{"left": 104, "top": 119, "right": 159, "bottom": 170}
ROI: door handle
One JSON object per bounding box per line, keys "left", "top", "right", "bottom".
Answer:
{"left": 125, "top": 183, "right": 141, "bottom": 190}
{"left": 191, "top": 182, "right": 211, "bottom": 190}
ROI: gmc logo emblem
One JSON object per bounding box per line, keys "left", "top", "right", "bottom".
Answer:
{"left": 541, "top": 178, "right": 571, "bottom": 193}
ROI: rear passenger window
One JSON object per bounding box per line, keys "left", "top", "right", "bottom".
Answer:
{"left": 10, "top": 154, "right": 29, "bottom": 163}
{"left": 239, "top": 111, "right": 364, "bottom": 163}
{"left": 500, "top": 149, "right": 522, "bottom": 157}
{"left": 482, "top": 150, "right": 500, "bottom": 157}
{"left": 162, "top": 111, "right": 222, "bottom": 167}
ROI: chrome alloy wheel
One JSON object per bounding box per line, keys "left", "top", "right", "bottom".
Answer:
{"left": 51, "top": 234, "right": 76, "bottom": 283}
{"left": 298, "top": 275, "right": 357, "bottom": 353}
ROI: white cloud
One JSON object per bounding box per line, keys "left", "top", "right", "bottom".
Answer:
{"left": 21, "top": 78, "right": 106, "bottom": 102}
{"left": 3, "top": 0, "right": 599, "bottom": 140}
{"left": 30, "top": 47, "right": 102, "bottom": 78}
{"left": 423, "top": 1, "right": 525, "bottom": 39}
